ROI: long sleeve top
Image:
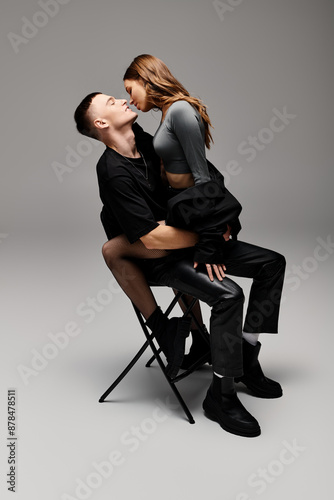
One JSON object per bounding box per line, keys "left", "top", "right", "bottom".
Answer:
{"left": 152, "top": 100, "right": 211, "bottom": 185}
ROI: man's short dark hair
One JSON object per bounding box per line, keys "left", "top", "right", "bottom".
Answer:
{"left": 74, "top": 92, "right": 102, "bottom": 139}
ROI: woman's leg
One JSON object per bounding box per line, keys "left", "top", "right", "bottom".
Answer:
{"left": 173, "top": 292, "right": 203, "bottom": 330}
{"left": 102, "top": 235, "right": 168, "bottom": 319}
{"left": 102, "top": 235, "right": 191, "bottom": 377}
{"left": 102, "top": 235, "right": 205, "bottom": 326}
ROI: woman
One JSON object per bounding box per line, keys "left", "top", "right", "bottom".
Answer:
{"left": 102, "top": 55, "right": 283, "bottom": 404}
{"left": 123, "top": 55, "right": 247, "bottom": 271}
{"left": 124, "top": 55, "right": 213, "bottom": 190}
{"left": 104, "top": 55, "right": 239, "bottom": 330}
{"left": 102, "top": 54, "right": 235, "bottom": 375}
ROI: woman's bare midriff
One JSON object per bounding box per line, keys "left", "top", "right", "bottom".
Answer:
{"left": 166, "top": 172, "right": 195, "bottom": 189}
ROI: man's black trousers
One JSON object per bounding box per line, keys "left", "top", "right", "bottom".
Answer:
{"left": 141, "top": 240, "right": 286, "bottom": 377}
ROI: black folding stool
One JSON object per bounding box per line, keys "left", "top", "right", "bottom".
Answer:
{"left": 99, "top": 289, "right": 210, "bottom": 424}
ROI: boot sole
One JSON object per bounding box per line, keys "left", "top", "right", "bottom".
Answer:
{"left": 203, "top": 400, "right": 261, "bottom": 438}
{"left": 235, "top": 378, "right": 283, "bottom": 399}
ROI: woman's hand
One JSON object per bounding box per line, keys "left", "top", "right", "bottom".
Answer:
{"left": 193, "top": 261, "right": 226, "bottom": 282}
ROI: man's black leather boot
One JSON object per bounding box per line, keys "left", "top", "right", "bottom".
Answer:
{"left": 203, "top": 374, "right": 261, "bottom": 437}
{"left": 235, "top": 340, "right": 282, "bottom": 398}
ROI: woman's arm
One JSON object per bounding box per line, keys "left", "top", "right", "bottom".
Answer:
{"left": 169, "top": 101, "right": 211, "bottom": 185}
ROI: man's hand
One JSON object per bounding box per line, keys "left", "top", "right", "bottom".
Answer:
{"left": 223, "top": 224, "right": 232, "bottom": 241}
{"left": 193, "top": 261, "right": 227, "bottom": 282}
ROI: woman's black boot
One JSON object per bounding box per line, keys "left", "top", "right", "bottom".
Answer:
{"left": 202, "top": 374, "right": 261, "bottom": 437}
{"left": 235, "top": 340, "right": 282, "bottom": 398}
{"left": 180, "top": 325, "right": 211, "bottom": 370}
{"left": 146, "top": 307, "right": 191, "bottom": 378}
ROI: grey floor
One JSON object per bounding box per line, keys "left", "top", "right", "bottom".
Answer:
{"left": 1, "top": 231, "right": 333, "bottom": 500}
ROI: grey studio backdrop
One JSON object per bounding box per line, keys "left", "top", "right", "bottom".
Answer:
{"left": 1, "top": 0, "right": 333, "bottom": 499}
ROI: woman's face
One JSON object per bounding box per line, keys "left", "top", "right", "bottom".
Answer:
{"left": 124, "top": 79, "right": 153, "bottom": 112}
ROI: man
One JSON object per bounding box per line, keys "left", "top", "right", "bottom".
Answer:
{"left": 74, "top": 92, "right": 286, "bottom": 438}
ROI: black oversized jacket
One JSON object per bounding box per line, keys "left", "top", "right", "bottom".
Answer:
{"left": 166, "top": 161, "right": 242, "bottom": 263}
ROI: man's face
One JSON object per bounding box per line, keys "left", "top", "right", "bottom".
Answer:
{"left": 91, "top": 94, "right": 138, "bottom": 132}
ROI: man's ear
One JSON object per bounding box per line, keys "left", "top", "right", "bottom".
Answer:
{"left": 94, "top": 118, "right": 109, "bottom": 130}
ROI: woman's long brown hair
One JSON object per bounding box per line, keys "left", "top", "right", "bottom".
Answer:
{"left": 123, "top": 54, "right": 213, "bottom": 148}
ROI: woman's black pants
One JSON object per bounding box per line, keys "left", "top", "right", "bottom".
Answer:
{"left": 142, "top": 239, "right": 286, "bottom": 377}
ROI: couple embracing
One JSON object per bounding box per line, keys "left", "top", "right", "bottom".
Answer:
{"left": 74, "top": 54, "right": 286, "bottom": 438}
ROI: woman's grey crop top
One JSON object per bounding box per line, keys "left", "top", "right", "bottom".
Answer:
{"left": 152, "top": 100, "right": 211, "bottom": 185}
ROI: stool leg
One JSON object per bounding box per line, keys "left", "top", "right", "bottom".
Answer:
{"left": 134, "top": 304, "right": 195, "bottom": 424}
{"left": 147, "top": 294, "right": 208, "bottom": 367}
{"left": 99, "top": 341, "right": 149, "bottom": 402}
{"left": 100, "top": 297, "right": 196, "bottom": 423}
{"left": 179, "top": 295, "right": 210, "bottom": 345}
{"left": 145, "top": 291, "right": 183, "bottom": 368}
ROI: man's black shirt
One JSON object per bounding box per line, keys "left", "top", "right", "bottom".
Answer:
{"left": 97, "top": 123, "right": 168, "bottom": 242}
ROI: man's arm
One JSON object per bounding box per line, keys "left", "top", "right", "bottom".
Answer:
{"left": 142, "top": 215, "right": 228, "bottom": 284}
{"left": 140, "top": 223, "right": 199, "bottom": 250}
{"left": 141, "top": 221, "right": 230, "bottom": 283}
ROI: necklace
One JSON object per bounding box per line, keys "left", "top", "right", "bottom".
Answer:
{"left": 116, "top": 150, "right": 150, "bottom": 184}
